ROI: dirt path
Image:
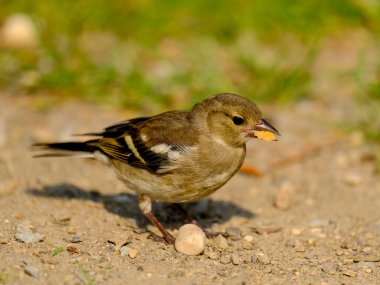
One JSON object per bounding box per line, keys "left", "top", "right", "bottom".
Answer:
{"left": 0, "top": 94, "right": 379, "bottom": 285}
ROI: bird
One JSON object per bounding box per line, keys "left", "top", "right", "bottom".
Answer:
{"left": 33, "top": 93, "right": 280, "bottom": 244}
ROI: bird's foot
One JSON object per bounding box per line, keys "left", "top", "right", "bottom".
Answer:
{"left": 148, "top": 232, "right": 175, "bottom": 245}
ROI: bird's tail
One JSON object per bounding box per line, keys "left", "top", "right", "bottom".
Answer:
{"left": 33, "top": 140, "right": 99, "bottom": 158}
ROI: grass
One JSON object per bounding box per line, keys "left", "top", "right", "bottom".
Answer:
{"left": 78, "top": 266, "right": 94, "bottom": 285}
{"left": 52, "top": 246, "right": 65, "bottom": 256}
{"left": 1, "top": 1, "right": 379, "bottom": 109}
{"left": 0, "top": 273, "right": 9, "bottom": 284}
{"left": 0, "top": 1, "right": 380, "bottom": 146}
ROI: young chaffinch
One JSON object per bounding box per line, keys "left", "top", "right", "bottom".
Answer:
{"left": 34, "top": 93, "right": 280, "bottom": 243}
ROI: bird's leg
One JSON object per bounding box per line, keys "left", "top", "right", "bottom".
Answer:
{"left": 138, "top": 195, "right": 175, "bottom": 244}
{"left": 172, "top": 203, "right": 224, "bottom": 238}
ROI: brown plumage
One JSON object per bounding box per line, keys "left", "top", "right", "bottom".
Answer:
{"left": 34, "top": 93, "right": 280, "bottom": 244}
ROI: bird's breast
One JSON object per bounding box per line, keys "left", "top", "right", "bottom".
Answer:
{"left": 167, "top": 141, "right": 246, "bottom": 202}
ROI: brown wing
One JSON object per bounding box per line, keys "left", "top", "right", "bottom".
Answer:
{"left": 91, "top": 111, "right": 198, "bottom": 173}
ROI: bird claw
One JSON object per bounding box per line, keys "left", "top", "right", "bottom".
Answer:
{"left": 147, "top": 232, "right": 175, "bottom": 245}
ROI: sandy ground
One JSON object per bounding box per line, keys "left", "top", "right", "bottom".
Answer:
{"left": 0, "top": 93, "right": 379, "bottom": 285}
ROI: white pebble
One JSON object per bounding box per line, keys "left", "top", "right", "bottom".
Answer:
{"left": 274, "top": 181, "right": 296, "bottom": 210}
{"left": 15, "top": 221, "right": 45, "bottom": 244}
{"left": 24, "top": 265, "right": 39, "bottom": 278}
{"left": 243, "top": 235, "right": 254, "bottom": 242}
{"left": 120, "top": 245, "right": 138, "bottom": 258}
{"left": 291, "top": 228, "right": 303, "bottom": 236}
{"left": 175, "top": 224, "right": 206, "bottom": 256}
{"left": 1, "top": 13, "right": 38, "bottom": 49}
{"left": 119, "top": 245, "right": 129, "bottom": 256}
{"left": 343, "top": 172, "right": 362, "bottom": 186}
{"left": 308, "top": 219, "right": 331, "bottom": 228}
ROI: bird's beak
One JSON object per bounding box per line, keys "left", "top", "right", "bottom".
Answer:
{"left": 245, "top": 118, "right": 281, "bottom": 141}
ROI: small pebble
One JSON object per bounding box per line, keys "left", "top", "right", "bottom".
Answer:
{"left": 66, "top": 245, "right": 80, "bottom": 254}
{"left": 291, "top": 228, "right": 303, "bottom": 235}
{"left": 225, "top": 226, "right": 241, "bottom": 241}
{"left": 310, "top": 228, "right": 326, "bottom": 238}
{"left": 343, "top": 258, "right": 354, "bottom": 265}
{"left": 243, "top": 254, "right": 252, "bottom": 263}
{"left": 308, "top": 268, "right": 318, "bottom": 276}
{"left": 274, "top": 181, "right": 296, "bottom": 210}
{"left": 24, "top": 265, "right": 39, "bottom": 278}
{"left": 336, "top": 250, "right": 344, "bottom": 256}
{"left": 343, "top": 172, "right": 362, "bottom": 186}
{"left": 217, "top": 270, "right": 228, "bottom": 277}
{"left": 257, "top": 254, "right": 271, "bottom": 265}
{"left": 206, "top": 251, "right": 220, "bottom": 260}
{"left": 120, "top": 246, "right": 138, "bottom": 258}
{"left": 214, "top": 234, "right": 229, "bottom": 250}
{"left": 342, "top": 270, "right": 357, "bottom": 277}
{"left": 128, "top": 248, "right": 139, "bottom": 259}
{"left": 321, "top": 262, "right": 336, "bottom": 274}
{"left": 174, "top": 224, "right": 206, "bottom": 256}
{"left": 231, "top": 254, "right": 243, "bottom": 265}
{"left": 70, "top": 236, "right": 82, "bottom": 243}
{"left": 220, "top": 255, "right": 231, "bottom": 264}
{"left": 285, "top": 239, "right": 296, "bottom": 247}
{"left": 67, "top": 227, "right": 76, "bottom": 234}
{"left": 308, "top": 219, "right": 331, "bottom": 228}
{"left": 362, "top": 246, "right": 372, "bottom": 253}
{"left": 254, "top": 226, "right": 281, "bottom": 235}
{"left": 15, "top": 221, "right": 45, "bottom": 244}
{"left": 120, "top": 246, "right": 130, "bottom": 257}
{"left": 243, "top": 235, "right": 254, "bottom": 242}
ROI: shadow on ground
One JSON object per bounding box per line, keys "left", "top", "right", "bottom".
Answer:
{"left": 27, "top": 183, "right": 255, "bottom": 230}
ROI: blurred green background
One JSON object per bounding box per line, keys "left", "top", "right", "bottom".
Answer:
{"left": 0, "top": 0, "right": 379, "bottom": 144}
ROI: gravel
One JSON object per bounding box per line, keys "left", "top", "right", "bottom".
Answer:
{"left": 24, "top": 264, "right": 40, "bottom": 278}
{"left": 120, "top": 245, "right": 137, "bottom": 257}
{"left": 1, "top": 95, "right": 379, "bottom": 284}
{"left": 213, "top": 235, "right": 229, "bottom": 250}
{"left": 14, "top": 221, "right": 45, "bottom": 243}
{"left": 257, "top": 254, "right": 271, "bottom": 265}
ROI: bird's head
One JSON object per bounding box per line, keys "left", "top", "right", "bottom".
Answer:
{"left": 190, "top": 93, "right": 280, "bottom": 147}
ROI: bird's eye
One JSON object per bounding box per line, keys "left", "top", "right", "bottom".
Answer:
{"left": 232, "top": 116, "right": 244, "bottom": 125}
